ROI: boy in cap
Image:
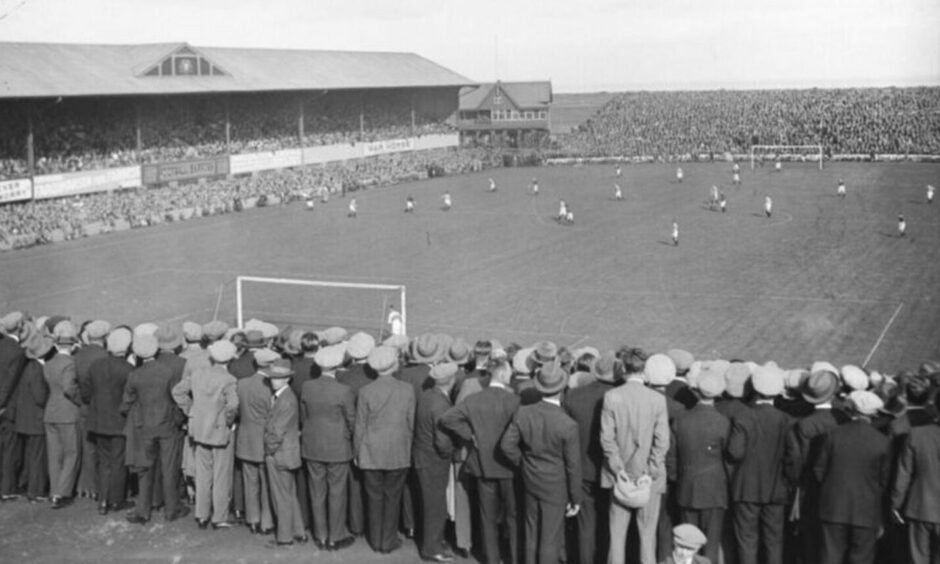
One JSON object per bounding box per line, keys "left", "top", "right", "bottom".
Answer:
{"left": 727, "top": 364, "right": 792, "bottom": 564}
{"left": 263, "top": 359, "right": 308, "bottom": 548}
{"left": 672, "top": 366, "right": 730, "bottom": 564}
{"left": 355, "top": 346, "right": 415, "bottom": 554}
{"left": 44, "top": 320, "right": 83, "bottom": 509}
{"left": 301, "top": 344, "right": 356, "bottom": 551}
{"left": 413, "top": 363, "right": 458, "bottom": 562}
{"left": 814, "top": 391, "right": 889, "bottom": 564}
{"left": 662, "top": 523, "right": 710, "bottom": 564}
{"left": 501, "top": 361, "right": 581, "bottom": 564}
{"left": 121, "top": 333, "right": 188, "bottom": 524}
{"left": 84, "top": 328, "right": 133, "bottom": 515}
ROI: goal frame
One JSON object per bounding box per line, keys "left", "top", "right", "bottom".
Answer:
{"left": 235, "top": 275, "right": 406, "bottom": 335}
{"left": 749, "top": 144, "right": 823, "bottom": 170}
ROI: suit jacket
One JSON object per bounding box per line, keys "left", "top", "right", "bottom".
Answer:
{"left": 74, "top": 344, "right": 108, "bottom": 403}
{"left": 121, "top": 358, "right": 183, "bottom": 439}
{"left": 264, "top": 387, "right": 301, "bottom": 470}
{"left": 84, "top": 355, "right": 131, "bottom": 435}
{"left": 891, "top": 423, "right": 940, "bottom": 524}
{"left": 728, "top": 402, "right": 792, "bottom": 504}
{"left": 354, "top": 373, "right": 415, "bottom": 470}
{"left": 300, "top": 375, "right": 355, "bottom": 462}
{"left": 236, "top": 372, "right": 271, "bottom": 462}
{"left": 783, "top": 407, "right": 844, "bottom": 486}
{"left": 398, "top": 363, "right": 432, "bottom": 404}
{"left": 715, "top": 397, "right": 750, "bottom": 423}
{"left": 674, "top": 403, "right": 731, "bottom": 509}
{"left": 156, "top": 351, "right": 187, "bottom": 385}
{"left": 500, "top": 400, "right": 582, "bottom": 506}
{"left": 666, "top": 378, "right": 698, "bottom": 409}
{"left": 441, "top": 384, "right": 520, "bottom": 479}
{"left": 337, "top": 362, "right": 373, "bottom": 395}
{"left": 814, "top": 419, "right": 889, "bottom": 528}
{"left": 563, "top": 379, "right": 616, "bottom": 484}
{"left": 173, "top": 364, "right": 238, "bottom": 446}
{"left": 14, "top": 359, "right": 48, "bottom": 435}
{"left": 412, "top": 387, "right": 454, "bottom": 469}
{"left": 659, "top": 554, "right": 711, "bottom": 564}
{"left": 0, "top": 335, "right": 27, "bottom": 416}
{"left": 599, "top": 379, "right": 670, "bottom": 492}
{"left": 43, "top": 352, "right": 82, "bottom": 424}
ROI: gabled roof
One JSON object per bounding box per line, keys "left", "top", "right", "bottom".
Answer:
{"left": 460, "top": 81, "right": 553, "bottom": 110}
{"left": 0, "top": 42, "right": 474, "bottom": 99}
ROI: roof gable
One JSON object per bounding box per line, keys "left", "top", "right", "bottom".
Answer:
{"left": 137, "top": 43, "right": 229, "bottom": 78}
{"left": 460, "top": 81, "right": 553, "bottom": 111}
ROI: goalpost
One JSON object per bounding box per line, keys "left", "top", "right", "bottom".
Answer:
{"left": 235, "top": 276, "right": 406, "bottom": 337}
{"left": 750, "top": 145, "right": 824, "bottom": 170}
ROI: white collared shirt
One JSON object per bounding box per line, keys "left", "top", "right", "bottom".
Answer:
{"left": 489, "top": 381, "right": 508, "bottom": 390}
{"left": 542, "top": 396, "right": 561, "bottom": 407}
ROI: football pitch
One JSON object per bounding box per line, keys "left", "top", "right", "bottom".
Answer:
{"left": 1, "top": 161, "right": 938, "bottom": 372}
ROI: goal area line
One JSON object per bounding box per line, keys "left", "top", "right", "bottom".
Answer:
{"left": 235, "top": 275, "right": 406, "bottom": 334}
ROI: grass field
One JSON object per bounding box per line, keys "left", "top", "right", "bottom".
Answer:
{"left": 1, "top": 161, "right": 938, "bottom": 373}
{"left": 1, "top": 160, "right": 939, "bottom": 562}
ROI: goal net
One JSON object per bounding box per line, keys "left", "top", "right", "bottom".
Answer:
{"left": 233, "top": 276, "right": 406, "bottom": 339}
{"left": 750, "top": 145, "right": 824, "bottom": 170}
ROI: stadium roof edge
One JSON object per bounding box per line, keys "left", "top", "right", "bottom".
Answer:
{"left": 0, "top": 41, "right": 476, "bottom": 99}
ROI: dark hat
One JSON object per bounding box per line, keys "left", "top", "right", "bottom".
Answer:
{"left": 802, "top": 371, "right": 839, "bottom": 404}
{"left": 244, "top": 330, "right": 266, "bottom": 349}
{"left": 534, "top": 361, "right": 567, "bottom": 395}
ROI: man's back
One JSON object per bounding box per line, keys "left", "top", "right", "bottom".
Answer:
{"left": 440, "top": 384, "right": 519, "bottom": 479}
{"left": 236, "top": 373, "right": 270, "bottom": 462}
{"left": 563, "top": 379, "right": 615, "bottom": 484}
{"left": 123, "top": 360, "right": 180, "bottom": 438}
{"left": 355, "top": 374, "right": 414, "bottom": 470}
{"left": 599, "top": 380, "right": 670, "bottom": 490}
{"left": 728, "top": 403, "right": 792, "bottom": 504}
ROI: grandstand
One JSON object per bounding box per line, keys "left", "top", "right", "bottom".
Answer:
{"left": 0, "top": 41, "right": 473, "bottom": 184}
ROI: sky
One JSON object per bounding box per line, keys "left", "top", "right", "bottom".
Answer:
{"left": 0, "top": 0, "right": 938, "bottom": 92}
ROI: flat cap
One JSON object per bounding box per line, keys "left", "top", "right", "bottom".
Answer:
{"left": 347, "top": 332, "right": 376, "bottom": 360}
{"left": 697, "top": 365, "right": 727, "bottom": 398}
{"left": 84, "top": 320, "right": 111, "bottom": 341}
{"left": 155, "top": 324, "right": 183, "bottom": 351}
{"left": 321, "top": 326, "right": 348, "bottom": 346}
{"left": 208, "top": 340, "right": 237, "bottom": 363}
{"left": 106, "top": 327, "right": 132, "bottom": 355}
{"left": 841, "top": 365, "right": 869, "bottom": 391}
{"left": 133, "top": 322, "right": 158, "bottom": 338}
{"left": 253, "top": 348, "right": 281, "bottom": 367}
{"left": 202, "top": 320, "right": 229, "bottom": 341}
{"left": 752, "top": 363, "right": 784, "bottom": 397}
{"left": 368, "top": 345, "right": 399, "bottom": 374}
{"left": 673, "top": 523, "right": 707, "bottom": 549}
{"left": 53, "top": 320, "right": 79, "bottom": 345}
{"left": 847, "top": 390, "right": 884, "bottom": 416}
{"left": 314, "top": 344, "right": 346, "bottom": 370}
{"left": 725, "top": 362, "right": 751, "bottom": 398}
{"left": 644, "top": 353, "right": 676, "bottom": 386}
{"left": 382, "top": 334, "right": 410, "bottom": 350}
{"left": 0, "top": 311, "right": 24, "bottom": 333}
{"left": 430, "top": 362, "right": 459, "bottom": 382}
{"left": 132, "top": 334, "right": 158, "bottom": 359}
{"left": 666, "top": 349, "right": 695, "bottom": 373}
{"left": 182, "top": 321, "right": 203, "bottom": 343}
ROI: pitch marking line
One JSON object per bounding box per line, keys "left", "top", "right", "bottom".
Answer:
{"left": 862, "top": 301, "right": 904, "bottom": 368}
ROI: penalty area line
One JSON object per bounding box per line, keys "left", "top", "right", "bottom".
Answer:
{"left": 862, "top": 302, "right": 904, "bottom": 369}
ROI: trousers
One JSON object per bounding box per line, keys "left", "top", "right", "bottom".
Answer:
{"left": 241, "top": 459, "right": 273, "bottom": 529}
{"left": 45, "top": 422, "right": 81, "bottom": 499}
{"left": 306, "top": 460, "right": 350, "bottom": 543}
{"left": 479, "top": 476, "right": 520, "bottom": 564}
{"left": 194, "top": 441, "right": 234, "bottom": 523}
{"left": 363, "top": 468, "right": 408, "bottom": 552}
{"left": 524, "top": 492, "right": 567, "bottom": 564}
{"left": 608, "top": 492, "right": 662, "bottom": 564}
{"left": 93, "top": 433, "right": 127, "bottom": 506}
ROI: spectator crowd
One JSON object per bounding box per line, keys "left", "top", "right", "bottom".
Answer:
{"left": 1, "top": 309, "right": 939, "bottom": 564}
{"left": 0, "top": 90, "right": 456, "bottom": 179}
{"left": 555, "top": 87, "right": 940, "bottom": 159}
{"left": 0, "top": 147, "right": 500, "bottom": 248}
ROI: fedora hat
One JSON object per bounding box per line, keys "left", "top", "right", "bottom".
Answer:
{"left": 802, "top": 370, "right": 839, "bottom": 404}
{"left": 410, "top": 333, "right": 442, "bottom": 364}
{"left": 534, "top": 361, "right": 568, "bottom": 395}
{"left": 263, "top": 359, "right": 295, "bottom": 380}
{"left": 526, "top": 341, "right": 558, "bottom": 372}
{"left": 447, "top": 338, "right": 471, "bottom": 365}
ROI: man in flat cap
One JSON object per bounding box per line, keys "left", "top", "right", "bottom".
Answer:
{"left": 121, "top": 333, "right": 187, "bottom": 524}
{"left": 0, "top": 311, "right": 28, "bottom": 501}
{"left": 661, "top": 523, "right": 710, "bottom": 564}
{"left": 83, "top": 328, "right": 133, "bottom": 515}
{"left": 442, "top": 357, "right": 521, "bottom": 564}
{"left": 14, "top": 332, "right": 52, "bottom": 501}
{"left": 673, "top": 365, "right": 731, "bottom": 564}
{"left": 601, "top": 348, "right": 670, "bottom": 564}
{"left": 263, "top": 359, "right": 308, "bottom": 548}
{"left": 563, "top": 351, "right": 619, "bottom": 564}
{"left": 891, "top": 390, "right": 940, "bottom": 564}
{"left": 783, "top": 368, "right": 846, "bottom": 564}
{"left": 727, "top": 364, "right": 793, "bottom": 564}
{"left": 413, "top": 362, "right": 458, "bottom": 562}
{"left": 355, "top": 346, "right": 415, "bottom": 554}
{"left": 301, "top": 344, "right": 356, "bottom": 551}
{"left": 814, "top": 391, "right": 888, "bottom": 564}
{"left": 44, "top": 320, "right": 84, "bottom": 509}
{"left": 236, "top": 347, "right": 277, "bottom": 535}
{"left": 74, "top": 319, "right": 110, "bottom": 500}
{"left": 501, "top": 361, "right": 581, "bottom": 564}
{"left": 172, "top": 339, "right": 239, "bottom": 529}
